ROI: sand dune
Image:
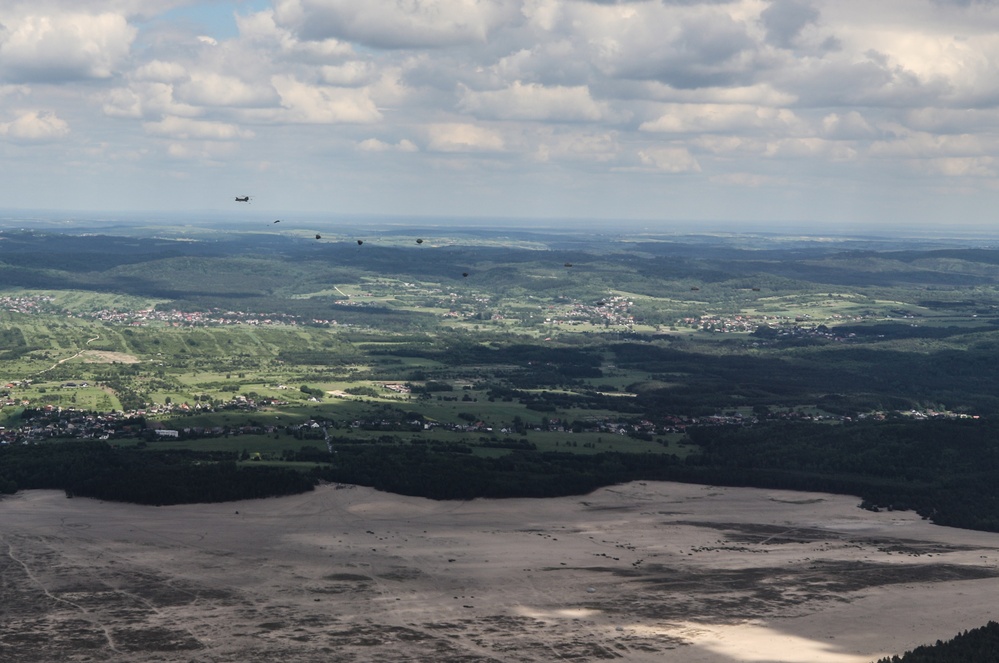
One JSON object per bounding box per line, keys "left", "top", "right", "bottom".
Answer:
{"left": 3, "top": 481, "right": 999, "bottom": 662}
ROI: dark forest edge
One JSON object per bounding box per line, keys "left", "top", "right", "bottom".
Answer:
{"left": 874, "top": 621, "right": 999, "bottom": 662}
{"left": 3, "top": 419, "right": 999, "bottom": 537}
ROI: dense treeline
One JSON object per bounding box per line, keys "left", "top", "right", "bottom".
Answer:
{"left": 319, "top": 446, "right": 683, "bottom": 500}
{"left": 7, "top": 417, "right": 999, "bottom": 534}
{"left": 610, "top": 339, "right": 999, "bottom": 416}
{"left": 0, "top": 441, "right": 315, "bottom": 505}
{"left": 684, "top": 419, "right": 999, "bottom": 532}
{"left": 875, "top": 621, "right": 999, "bottom": 662}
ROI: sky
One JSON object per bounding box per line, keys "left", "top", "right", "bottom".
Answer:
{"left": 2, "top": 0, "right": 999, "bottom": 229}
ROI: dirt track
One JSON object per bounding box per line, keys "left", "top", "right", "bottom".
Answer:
{"left": 3, "top": 482, "right": 999, "bottom": 662}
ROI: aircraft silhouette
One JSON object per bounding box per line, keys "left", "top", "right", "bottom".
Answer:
{"left": 273, "top": 219, "right": 281, "bottom": 223}
{"left": 315, "top": 234, "right": 321, "bottom": 240}
{"left": 234, "top": 196, "right": 251, "bottom": 202}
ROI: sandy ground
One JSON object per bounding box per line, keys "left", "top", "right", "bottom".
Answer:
{"left": 3, "top": 482, "right": 999, "bottom": 663}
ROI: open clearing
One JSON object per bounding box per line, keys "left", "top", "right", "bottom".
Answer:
{"left": 80, "top": 350, "right": 141, "bottom": 364}
{"left": 3, "top": 482, "right": 999, "bottom": 662}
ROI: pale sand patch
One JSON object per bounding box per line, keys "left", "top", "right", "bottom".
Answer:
{"left": 81, "top": 349, "right": 140, "bottom": 363}
{"left": 3, "top": 481, "right": 999, "bottom": 662}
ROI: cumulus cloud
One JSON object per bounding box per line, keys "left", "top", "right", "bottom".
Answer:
{"left": 357, "top": 137, "right": 418, "bottom": 152}
{"left": 869, "top": 130, "right": 990, "bottom": 158}
{"left": 760, "top": 0, "right": 820, "bottom": 48}
{"left": 271, "top": 75, "right": 382, "bottom": 123}
{"left": 321, "top": 62, "right": 378, "bottom": 87}
{"left": 175, "top": 72, "right": 280, "bottom": 108}
{"left": 912, "top": 156, "right": 996, "bottom": 177}
{"left": 0, "top": 109, "right": 69, "bottom": 142}
{"left": 236, "top": 9, "right": 354, "bottom": 60}
{"left": 273, "top": 0, "right": 519, "bottom": 48}
{"left": 585, "top": 6, "right": 759, "bottom": 89}
{"left": 458, "top": 81, "right": 606, "bottom": 121}
{"left": 532, "top": 129, "right": 619, "bottom": 163}
{"left": 637, "top": 145, "right": 701, "bottom": 172}
{"left": 0, "top": 13, "right": 135, "bottom": 82}
{"left": 11, "top": 0, "right": 999, "bottom": 220}
{"left": 143, "top": 116, "right": 254, "bottom": 140}
{"left": 102, "top": 82, "right": 201, "bottom": 120}
{"left": 820, "top": 111, "right": 878, "bottom": 139}
{"left": 710, "top": 172, "right": 786, "bottom": 187}
{"left": 134, "top": 60, "right": 188, "bottom": 84}
{"left": 641, "top": 103, "right": 804, "bottom": 134}
{"left": 425, "top": 123, "right": 504, "bottom": 151}
{"left": 764, "top": 136, "right": 857, "bottom": 160}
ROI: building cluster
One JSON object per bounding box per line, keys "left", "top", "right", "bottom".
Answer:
{"left": 542, "top": 297, "right": 635, "bottom": 327}
{"left": 78, "top": 308, "right": 306, "bottom": 327}
{"left": 0, "top": 296, "right": 342, "bottom": 327}
{"left": 0, "top": 393, "right": 292, "bottom": 445}
{"left": 0, "top": 294, "right": 58, "bottom": 314}
{"left": 682, "top": 312, "right": 876, "bottom": 335}
{"left": 0, "top": 407, "right": 144, "bottom": 444}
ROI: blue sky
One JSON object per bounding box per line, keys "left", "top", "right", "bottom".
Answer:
{"left": 150, "top": 1, "right": 271, "bottom": 40}
{"left": 2, "top": 0, "right": 999, "bottom": 230}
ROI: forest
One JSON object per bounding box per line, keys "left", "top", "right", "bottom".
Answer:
{"left": 875, "top": 621, "right": 999, "bottom": 662}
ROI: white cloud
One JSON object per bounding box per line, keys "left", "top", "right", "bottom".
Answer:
{"left": 358, "top": 137, "right": 418, "bottom": 152}
{"left": 820, "top": 111, "right": 878, "bottom": 139}
{"left": 693, "top": 134, "right": 768, "bottom": 156}
{"left": 273, "top": 0, "right": 518, "bottom": 48}
{"left": 914, "top": 156, "right": 996, "bottom": 177}
{"left": 0, "top": 13, "right": 135, "bottom": 82}
{"left": 763, "top": 137, "right": 857, "bottom": 160}
{"left": 637, "top": 145, "right": 701, "bottom": 172}
{"left": 710, "top": 172, "right": 786, "bottom": 187}
{"left": 0, "top": 109, "right": 69, "bottom": 142}
{"left": 904, "top": 107, "right": 999, "bottom": 134}
{"left": 9, "top": 0, "right": 999, "bottom": 221}
{"left": 868, "top": 130, "right": 990, "bottom": 158}
{"left": 425, "top": 123, "right": 504, "bottom": 152}
{"left": 134, "top": 60, "right": 188, "bottom": 84}
{"left": 640, "top": 103, "right": 804, "bottom": 135}
{"left": 102, "top": 82, "right": 201, "bottom": 120}
{"left": 176, "top": 72, "right": 279, "bottom": 108}
{"left": 581, "top": 3, "right": 761, "bottom": 89}
{"left": 271, "top": 75, "right": 382, "bottom": 123}
{"left": 532, "top": 129, "right": 619, "bottom": 163}
{"left": 321, "top": 62, "right": 378, "bottom": 87}
{"left": 143, "top": 116, "right": 254, "bottom": 141}
{"left": 458, "top": 81, "right": 607, "bottom": 122}
{"left": 640, "top": 83, "right": 798, "bottom": 107}
{"left": 236, "top": 9, "right": 354, "bottom": 60}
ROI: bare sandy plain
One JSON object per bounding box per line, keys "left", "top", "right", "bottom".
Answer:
{"left": 4, "top": 481, "right": 999, "bottom": 663}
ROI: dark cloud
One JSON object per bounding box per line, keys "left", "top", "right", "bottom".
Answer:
{"left": 779, "top": 56, "right": 951, "bottom": 108}
{"left": 760, "top": 0, "right": 819, "bottom": 49}
{"left": 607, "top": 14, "right": 758, "bottom": 89}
